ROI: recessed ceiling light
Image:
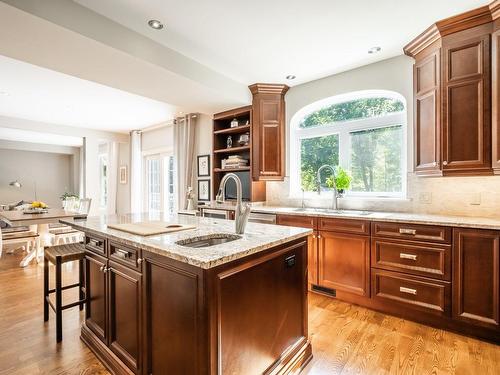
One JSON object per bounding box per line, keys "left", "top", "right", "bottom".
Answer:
{"left": 286, "top": 75, "right": 296, "bottom": 80}
{"left": 0, "top": 91, "right": 10, "bottom": 96}
{"left": 368, "top": 46, "right": 382, "bottom": 54}
{"left": 148, "top": 19, "right": 164, "bottom": 30}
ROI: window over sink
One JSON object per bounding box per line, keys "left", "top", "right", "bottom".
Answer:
{"left": 290, "top": 90, "right": 407, "bottom": 198}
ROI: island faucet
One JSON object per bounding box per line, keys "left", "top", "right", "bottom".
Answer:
{"left": 317, "top": 164, "right": 339, "bottom": 211}
{"left": 215, "top": 173, "right": 251, "bottom": 234}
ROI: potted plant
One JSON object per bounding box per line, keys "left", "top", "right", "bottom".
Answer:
{"left": 326, "top": 167, "right": 352, "bottom": 197}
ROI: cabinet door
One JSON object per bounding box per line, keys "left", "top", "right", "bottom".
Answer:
{"left": 308, "top": 231, "right": 318, "bottom": 286}
{"left": 453, "top": 229, "right": 500, "bottom": 330}
{"left": 108, "top": 261, "right": 142, "bottom": 374}
{"left": 493, "top": 29, "right": 500, "bottom": 173}
{"left": 318, "top": 231, "right": 370, "bottom": 296}
{"left": 85, "top": 252, "right": 108, "bottom": 343}
{"left": 442, "top": 32, "right": 491, "bottom": 174}
{"left": 414, "top": 48, "right": 442, "bottom": 175}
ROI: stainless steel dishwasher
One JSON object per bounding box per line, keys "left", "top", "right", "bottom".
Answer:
{"left": 247, "top": 212, "right": 277, "bottom": 225}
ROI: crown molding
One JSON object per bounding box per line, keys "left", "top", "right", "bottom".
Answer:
{"left": 248, "top": 83, "right": 290, "bottom": 96}
{"left": 404, "top": 1, "right": 497, "bottom": 57}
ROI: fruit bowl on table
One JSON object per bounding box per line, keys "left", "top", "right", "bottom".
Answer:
{"left": 23, "top": 201, "right": 49, "bottom": 214}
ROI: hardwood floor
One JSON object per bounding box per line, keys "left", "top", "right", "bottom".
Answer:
{"left": 0, "top": 251, "right": 498, "bottom": 374}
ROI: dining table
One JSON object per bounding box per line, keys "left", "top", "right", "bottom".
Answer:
{"left": 0, "top": 209, "right": 78, "bottom": 267}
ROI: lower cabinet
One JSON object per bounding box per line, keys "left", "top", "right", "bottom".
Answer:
{"left": 84, "top": 248, "right": 143, "bottom": 374}
{"left": 85, "top": 252, "right": 107, "bottom": 343}
{"left": 317, "top": 231, "right": 370, "bottom": 297}
{"left": 108, "top": 261, "right": 142, "bottom": 373}
{"left": 452, "top": 228, "right": 500, "bottom": 330}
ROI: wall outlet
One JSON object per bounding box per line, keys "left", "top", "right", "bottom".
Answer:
{"left": 470, "top": 193, "right": 481, "bottom": 205}
{"left": 419, "top": 192, "right": 432, "bottom": 204}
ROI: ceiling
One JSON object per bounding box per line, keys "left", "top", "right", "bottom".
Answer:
{"left": 0, "top": 55, "right": 175, "bottom": 133}
{"left": 0, "top": 127, "right": 83, "bottom": 147}
{"left": 74, "top": 0, "right": 491, "bottom": 85}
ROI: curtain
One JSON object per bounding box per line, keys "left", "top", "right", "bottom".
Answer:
{"left": 130, "top": 130, "right": 142, "bottom": 213}
{"left": 107, "top": 141, "right": 119, "bottom": 215}
{"left": 174, "top": 114, "right": 197, "bottom": 210}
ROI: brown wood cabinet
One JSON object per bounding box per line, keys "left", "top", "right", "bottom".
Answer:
{"left": 493, "top": 27, "right": 500, "bottom": 173}
{"left": 85, "top": 252, "right": 107, "bottom": 344}
{"left": 108, "top": 261, "right": 142, "bottom": 374}
{"left": 452, "top": 228, "right": 500, "bottom": 330}
{"left": 317, "top": 231, "right": 370, "bottom": 297}
{"left": 249, "top": 83, "right": 289, "bottom": 181}
{"left": 414, "top": 46, "right": 442, "bottom": 175}
{"left": 405, "top": 3, "right": 499, "bottom": 177}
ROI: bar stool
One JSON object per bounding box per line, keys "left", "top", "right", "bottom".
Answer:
{"left": 43, "top": 242, "right": 86, "bottom": 342}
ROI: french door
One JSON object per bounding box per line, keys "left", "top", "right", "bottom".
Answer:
{"left": 144, "top": 153, "right": 175, "bottom": 214}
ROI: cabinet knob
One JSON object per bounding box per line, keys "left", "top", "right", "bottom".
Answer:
{"left": 432, "top": 162, "right": 437, "bottom": 167}
{"left": 137, "top": 258, "right": 144, "bottom": 265}
{"left": 443, "top": 161, "right": 448, "bottom": 166}
{"left": 100, "top": 265, "right": 108, "bottom": 273}
{"left": 317, "top": 235, "right": 322, "bottom": 239}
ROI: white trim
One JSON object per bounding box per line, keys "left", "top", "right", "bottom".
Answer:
{"left": 142, "top": 146, "right": 174, "bottom": 156}
{"left": 289, "top": 90, "right": 407, "bottom": 199}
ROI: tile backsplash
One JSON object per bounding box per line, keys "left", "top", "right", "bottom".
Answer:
{"left": 266, "top": 173, "right": 500, "bottom": 218}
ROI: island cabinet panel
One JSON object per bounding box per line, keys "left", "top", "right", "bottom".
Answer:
{"left": 452, "top": 228, "right": 500, "bottom": 330}
{"left": 213, "top": 240, "right": 309, "bottom": 375}
{"left": 414, "top": 47, "right": 442, "bottom": 175}
{"left": 85, "top": 252, "right": 108, "bottom": 344}
{"left": 441, "top": 29, "right": 492, "bottom": 175}
{"left": 493, "top": 28, "right": 500, "bottom": 174}
{"left": 108, "top": 261, "right": 142, "bottom": 374}
{"left": 317, "top": 231, "right": 370, "bottom": 297}
{"left": 142, "top": 252, "right": 206, "bottom": 375}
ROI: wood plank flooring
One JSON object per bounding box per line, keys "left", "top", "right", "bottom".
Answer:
{"left": 0, "top": 251, "right": 498, "bottom": 374}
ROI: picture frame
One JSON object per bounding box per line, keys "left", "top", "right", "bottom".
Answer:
{"left": 119, "top": 165, "right": 128, "bottom": 184}
{"left": 197, "top": 155, "right": 211, "bottom": 177}
{"left": 197, "top": 179, "right": 211, "bottom": 201}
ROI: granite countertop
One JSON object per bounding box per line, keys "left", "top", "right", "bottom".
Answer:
{"left": 62, "top": 213, "right": 311, "bottom": 269}
{"left": 201, "top": 202, "right": 500, "bottom": 231}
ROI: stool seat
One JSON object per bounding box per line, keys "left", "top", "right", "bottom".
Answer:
{"left": 45, "top": 243, "right": 85, "bottom": 264}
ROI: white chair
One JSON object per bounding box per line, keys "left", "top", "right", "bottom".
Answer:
{"left": 50, "top": 198, "right": 91, "bottom": 245}
{"left": 1, "top": 226, "right": 40, "bottom": 260}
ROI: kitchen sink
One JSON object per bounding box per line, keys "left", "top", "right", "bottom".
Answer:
{"left": 302, "top": 208, "right": 373, "bottom": 216}
{"left": 175, "top": 233, "right": 241, "bottom": 248}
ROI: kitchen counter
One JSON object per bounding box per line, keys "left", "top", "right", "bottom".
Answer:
{"left": 201, "top": 203, "right": 500, "bottom": 231}
{"left": 62, "top": 212, "right": 311, "bottom": 269}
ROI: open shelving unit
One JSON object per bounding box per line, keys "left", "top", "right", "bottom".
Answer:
{"left": 212, "top": 106, "right": 266, "bottom": 202}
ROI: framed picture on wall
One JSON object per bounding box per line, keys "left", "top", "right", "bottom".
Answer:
{"left": 197, "top": 155, "right": 210, "bottom": 177}
{"left": 198, "top": 179, "right": 211, "bottom": 201}
{"left": 119, "top": 165, "right": 128, "bottom": 184}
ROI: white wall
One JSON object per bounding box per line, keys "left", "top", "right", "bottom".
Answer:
{"left": 116, "top": 142, "right": 130, "bottom": 214}
{"left": 193, "top": 114, "right": 213, "bottom": 200}
{"left": 0, "top": 148, "right": 73, "bottom": 207}
{"left": 265, "top": 55, "right": 500, "bottom": 218}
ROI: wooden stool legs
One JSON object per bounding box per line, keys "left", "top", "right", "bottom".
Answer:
{"left": 44, "top": 255, "right": 86, "bottom": 342}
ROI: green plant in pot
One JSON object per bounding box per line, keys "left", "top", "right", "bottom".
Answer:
{"left": 326, "top": 167, "right": 352, "bottom": 197}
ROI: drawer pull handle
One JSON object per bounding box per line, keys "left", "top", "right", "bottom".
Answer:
{"left": 400, "top": 253, "right": 417, "bottom": 261}
{"left": 115, "top": 249, "right": 131, "bottom": 259}
{"left": 400, "top": 286, "right": 417, "bottom": 295}
{"left": 399, "top": 228, "right": 417, "bottom": 235}
{"left": 89, "top": 239, "right": 102, "bottom": 247}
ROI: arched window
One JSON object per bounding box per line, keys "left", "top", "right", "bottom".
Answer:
{"left": 290, "top": 90, "right": 406, "bottom": 198}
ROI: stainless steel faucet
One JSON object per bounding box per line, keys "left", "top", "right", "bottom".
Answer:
{"left": 317, "top": 165, "right": 339, "bottom": 210}
{"left": 215, "top": 173, "right": 251, "bottom": 234}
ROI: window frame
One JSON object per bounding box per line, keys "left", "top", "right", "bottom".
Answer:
{"left": 98, "top": 153, "right": 108, "bottom": 209}
{"left": 290, "top": 92, "right": 407, "bottom": 199}
{"left": 143, "top": 151, "right": 176, "bottom": 214}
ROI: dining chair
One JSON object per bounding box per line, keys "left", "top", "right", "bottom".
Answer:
{"left": 1, "top": 226, "right": 40, "bottom": 259}
{"left": 50, "top": 198, "right": 91, "bottom": 245}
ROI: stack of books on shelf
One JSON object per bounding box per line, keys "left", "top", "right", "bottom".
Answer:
{"left": 222, "top": 155, "right": 249, "bottom": 170}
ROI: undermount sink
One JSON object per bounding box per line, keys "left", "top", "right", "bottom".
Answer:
{"left": 175, "top": 233, "right": 241, "bottom": 248}
{"left": 293, "top": 208, "right": 373, "bottom": 216}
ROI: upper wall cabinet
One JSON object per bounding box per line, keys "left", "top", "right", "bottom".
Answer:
{"left": 249, "top": 83, "right": 289, "bottom": 181}
{"left": 405, "top": 1, "right": 500, "bottom": 177}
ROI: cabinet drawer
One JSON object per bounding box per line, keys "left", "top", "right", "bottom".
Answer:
{"left": 318, "top": 217, "right": 370, "bottom": 235}
{"left": 371, "top": 269, "right": 451, "bottom": 316}
{"left": 372, "top": 222, "right": 451, "bottom": 244}
{"left": 276, "top": 214, "right": 316, "bottom": 229}
{"left": 85, "top": 233, "right": 106, "bottom": 255}
{"left": 371, "top": 239, "right": 451, "bottom": 280}
{"left": 109, "top": 241, "right": 142, "bottom": 271}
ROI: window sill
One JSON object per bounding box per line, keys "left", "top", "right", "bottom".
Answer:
{"left": 288, "top": 193, "right": 411, "bottom": 203}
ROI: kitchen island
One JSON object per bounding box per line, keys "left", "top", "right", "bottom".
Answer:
{"left": 63, "top": 213, "right": 312, "bottom": 375}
